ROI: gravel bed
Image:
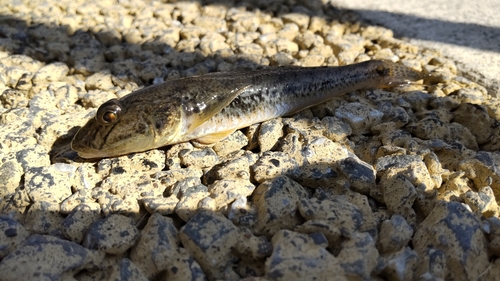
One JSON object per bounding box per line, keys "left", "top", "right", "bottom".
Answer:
{"left": 1, "top": 0, "right": 500, "bottom": 280}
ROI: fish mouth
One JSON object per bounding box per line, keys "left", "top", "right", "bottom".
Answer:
{"left": 71, "top": 141, "right": 125, "bottom": 159}
{"left": 71, "top": 124, "right": 158, "bottom": 159}
{"left": 71, "top": 125, "right": 115, "bottom": 158}
{"left": 71, "top": 139, "right": 104, "bottom": 159}
{"left": 71, "top": 133, "right": 129, "bottom": 158}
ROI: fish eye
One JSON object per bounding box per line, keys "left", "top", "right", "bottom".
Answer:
{"left": 96, "top": 99, "right": 122, "bottom": 125}
{"left": 376, "top": 65, "right": 389, "bottom": 76}
{"left": 102, "top": 111, "right": 117, "bottom": 123}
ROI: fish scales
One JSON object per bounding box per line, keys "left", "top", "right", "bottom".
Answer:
{"left": 188, "top": 66, "right": 370, "bottom": 139}
{"left": 71, "top": 60, "right": 423, "bottom": 158}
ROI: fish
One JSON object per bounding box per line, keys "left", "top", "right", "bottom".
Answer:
{"left": 71, "top": 60, "right": 423, "bottom": 158}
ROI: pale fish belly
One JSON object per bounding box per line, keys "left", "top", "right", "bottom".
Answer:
{"left": 183, "top": 102, "right": 288, "bottom": 141}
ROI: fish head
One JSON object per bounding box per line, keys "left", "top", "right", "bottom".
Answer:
{"left": 71, "top": 98, "right": 182, "bottom": 158}
{"left": 367, "top": 60, "right": 424, "bottom": 88}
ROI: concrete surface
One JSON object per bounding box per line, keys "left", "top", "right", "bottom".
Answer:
{"left": 330, "top": 0, "right": 500, "bottom": 96}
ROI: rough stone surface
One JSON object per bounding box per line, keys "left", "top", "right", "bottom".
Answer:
{"left": 107, "top": 258, "right": 149, "bottom": 281}
{"left": 413, "top": 201, "right": 489, "bottom": 280}
{"left": 130, "top": 213, "right": 205, "bottom": 280}
{"left": 83, "top": 214, "right": 139, "bottom": 255}
{"left": 253, "top": 176, "right": 309, "bottom": 236}
{"left": 0, "top": 216, "right": 30, "bottom": 259}
{"left": 337, "top": 232, "right": 381, "bottom": 280}
{"left": 298, "top": 196, "right": 364, "bottom": 240}
{"left": 62, "top": 203, "right": 101, "bottom": 243}
{"left": 0, "top": 235, "right": 102, "bottom": 281}
{"left": 0, "top": 0, "right": 498, "bottom": 279}
{"left": 265, "top": 230, "right": 346, "bottom": 280}
{"left": 179, "top": 211, "right": 240, "bottom": 280}
{"left": 377, "top": 215, "right": 414, "bottom": 254}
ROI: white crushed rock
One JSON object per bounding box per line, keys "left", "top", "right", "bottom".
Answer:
{"left": 0, "top": 0, "right": 500, "bottom": 280}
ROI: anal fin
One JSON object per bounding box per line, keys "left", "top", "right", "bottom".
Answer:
{"left": 195, "top": 129, "right": 237, "bottom": 144}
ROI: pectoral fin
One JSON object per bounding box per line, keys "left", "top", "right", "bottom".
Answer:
{"left": 195, "top": 129, "right": 236, "bottom": 144}
{"left": 185, "top": 85, "right": 250, "bottom": 134}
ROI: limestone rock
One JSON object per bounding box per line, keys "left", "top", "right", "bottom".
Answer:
{"left": 0, "top": 235, "right": 103, "bottom": 281}
{"left": 83, "top": 214, "right": 139, "bottom": 255}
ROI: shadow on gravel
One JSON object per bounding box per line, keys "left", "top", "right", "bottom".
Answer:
{"left": 348, "top": 8, "right": 500, "bottom": 53}
{"left": 0, "top": 0, "right": 353, "bottom": 79}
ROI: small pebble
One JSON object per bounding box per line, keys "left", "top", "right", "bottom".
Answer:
{"left": 179, "top": 211, "right": 241, "bottom": 280}
{"left": 83, "top": 214, "right": 139, "bottom": 255}
{"left": 265, "top": 230, "right": 346, "bottom": 280}
{"left": 413, "top": 201, "right": 489, "bottom": 280}
{"left": 0, "top": 235, "right": 103, "bottom": 281}
{"left": 0, "top": 216, "right": 30, "bottom": 259}
{"left": 62, "top": 203, "right": 101, "bottom": 243}
{"left": 253, "top": 176, "right": 309, "bottom": 236}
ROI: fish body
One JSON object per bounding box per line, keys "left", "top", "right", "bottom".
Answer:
{"left": 71, "top": 60, "right": 423, "bottom": 158}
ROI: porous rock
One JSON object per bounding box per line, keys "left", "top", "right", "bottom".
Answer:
{"left": 208, "top": 179, "right": 255, "bottom": 208}
{"left": 253, "top": 176, "right": 309, "bottom": 236}
{"left": 257, "top": 117, "right": 283, "bottom": 152}
{"left": 180, "top": 211, "right": 269, "bottom": 281}
{"left": 297, "top": 196, "right": 364, "bottom": 239}
{"left": 62, "top": 203, "right": 101, "bottom": 244}
{"left": 24, "top": 164, "right": 74, "bottom": 203}
{"left": 452, "top": 103, "right": 495, "bottom": 145}
{"left": 460, "top": 151, "right": 500, "bottom": 199}
{"left": 335, "top": 102, "right": 384, "bottom": 135}
{"left": 212, "top": 130, "right": 248, "bottom": 156}
{"left": 175, "top": 184, "right": 211, "bottom": 222}
{"left": 107, "top": 258, "right": 149, "bottom": 281}
{"left": 179, "top": 147, "right": 220, "bottom": 169}
{"left": 407, "top": 117, "right": 479, "bottom": 150}
{"left": 265, "top": 230, "right": 346, "bottom": 280}
{"left": 0, "top": 216, "right": 30, "bottom": 259}
{"left": 338, "top": 155, "right": 376, "bottom": 196}
{"left": 24, "top": 200, "right": 65, "bottom": 235}
{"left": 380, "top": 247, "right": 419, "bottom": 281}
{"left": 0, "top": 160, "right": 23, "bottom": 197}
{"left": 83, "top": 214, "right": 139, "bottom": 255}
{"left": 377, "top": 215, "right": 413, "bottom": 254}
{"left": 0, "top": 234, "right": 103, "bottom": 281}
{"left": 379, "top": 167, "right": 418, "bottom": 226}
{"left": 32, "top": 62, "right": 69, "bottom": 84}
{"left": 252, "top": 151, "right": 300, "bottom": 183}
{"left": 130, "top": 213, "right": 206, "bottom": 280}
{"left": 413, "top": 201, "right": 489, "bottom": 280}
{"left": 337, "top": 232, "right": 381, "bottom": 280}
{"left": 141, "top": 196, "right": 179, "bottom": 215}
